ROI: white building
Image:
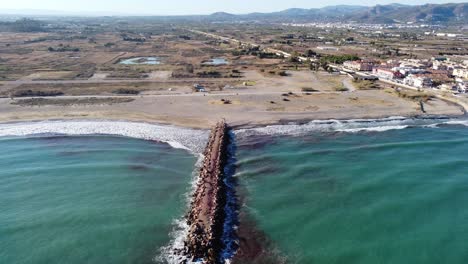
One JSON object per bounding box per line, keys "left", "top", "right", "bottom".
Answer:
{"left": 453, "top": 68, "right": 468, "bottom": 79}
{"left": 393, "top": 67, "right": 426, "bottom": 76}
{"left": 373, "top": 68, "right": 400, "bottom": 80}
{"left": 399, "top": 59, "right": 429, "bottom": 69}
{"left": 404, "top": 75, "right": 433, "bottom": 88}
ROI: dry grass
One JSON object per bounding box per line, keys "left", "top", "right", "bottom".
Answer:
{"left": 12, "top": 97, "right": 135, "bottom": 106}
{"left": 4, "top": 83, "right": 157, "bottom": 96}
{"left": 397, "top": 90, "right": 434, "bottom": 102}
{"left": 353, "top": 80, "right": 380, "bottom": 90}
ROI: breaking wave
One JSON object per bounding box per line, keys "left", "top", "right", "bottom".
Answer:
{"left": 235, "top": 116, "right": 468, "bottom": 137}
{"left": 0, "top": 120, "right": 213, "bottom": 263}
{"left": 158, "top": 133, "right": 239, "bottom": 264}
{"left": 0, "top": 120, "right": 209, "bottom": 154}
{"left": 157, "top": 155, "right": 204, "bottom": 264}
{"left": 3, "top": 117, "right": 468, "bottom": 263}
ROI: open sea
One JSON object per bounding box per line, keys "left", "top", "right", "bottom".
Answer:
{"left": 1, "top": 119, "right": 468, "bottom": 263}
{"left": 0, "top": 135, "right": 196, "bottom": 264}
{"left": 235, "top": 123, "right": 468, "bottom": 264}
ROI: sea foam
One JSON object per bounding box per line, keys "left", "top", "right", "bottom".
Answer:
{"left": 157, "top": 155, "right": 205, "bottom": 264}
{"left": 235, "top": 116, "right": 467, "bottom": 137}
{"left": 0, "top": 120, "right": 209, "bottom": 154}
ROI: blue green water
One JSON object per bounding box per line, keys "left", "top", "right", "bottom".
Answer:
{"left": 3, "top": 123, "right": 468, "bottom": 264}
{"left": 235, "top": 125, "right": 468, "bottom": 264}
{"left": 0, "top": 135, "right": 196, "bottom": 264}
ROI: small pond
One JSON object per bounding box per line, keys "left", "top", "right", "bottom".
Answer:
{"left": 202, "top": 58, "right": 228, "bottom": 65}
{"left": 119, "top": 57, "right": 161, "bottom": 65}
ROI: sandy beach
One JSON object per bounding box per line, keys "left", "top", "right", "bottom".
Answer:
{"left": 0, "top": 68, "right": 465, "bottom": 129}
{"left": 0, "top": 88, "right": 463, "bottom": 129}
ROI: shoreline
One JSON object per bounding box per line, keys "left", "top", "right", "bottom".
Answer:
{"left": 0, "top": 111, "right": 464, "bottom": 130}
{"left": 0, "top": 120, "right": 210, "bottom": 154}
{"left": 1, "top": 82, "right": 465, "bottom": 130}
{"left": 228, "top": 113, "right": 464, "bottom": 130}
{"left": 0, "top": 115, "right": 467, "bottom": 150}
{"left": 3, "top": 116, "right": 468, "bottom": 264}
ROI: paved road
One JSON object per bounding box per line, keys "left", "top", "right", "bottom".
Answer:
{"left": 189, "top": 29, "right": 316, "bottom": 63}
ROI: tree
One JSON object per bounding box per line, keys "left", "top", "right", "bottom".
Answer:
{"left": 321, "top": 61, "right": 329, "bottom": 70}
{"left": 11, "top": 19, "right": 43, "bottom": 32}
{"left": 289, "top": 51, "right": 300, "bottom": 63}
{"left": 305, "top": 49, "right": 317, "bottom": 57}
{"left": 185, "top": 64, "right": 194, "bottom": 74}
{"left": 394, "top": 48, "right": 400, "bottom": 56}
{"left": 309, "top": 62, "right": 320, "bottom": 71}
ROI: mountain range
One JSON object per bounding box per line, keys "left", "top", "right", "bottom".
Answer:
{"left": 208, "top": 3, "right": 468, "bottom": 24}
{"left": 0, "top": 3, "right": 467, "bottom": 24}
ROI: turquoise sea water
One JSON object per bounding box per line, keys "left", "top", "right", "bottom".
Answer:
{"left": 2, "top": 123, "right": 468, "bottom": 264}
{"left": 235, "top": 125, "right": 468, "bottom": 264}
{"left": 0, "top": 135, "right": 196, "bottom": 264}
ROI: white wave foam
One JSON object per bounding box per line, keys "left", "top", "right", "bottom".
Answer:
{"left": 443, "top": 120, "right": 468, "bottom": 127}
{"left": 157, "top": 218, "right": 193, "bottom": 264}
{"left": 158, "top": 155, "right": 205, "bottom": 264}
{"left": 235, "top": 117, "right": 466, "bottom": 137}
{"left": 336, "top": 125, "right": 409, "bottom": 133}
{"left": 0, "top": 120, "right": 209, "bottom": 154}
{"left": 0, "top": 120, "right": 212, "bottom": 262}
{"left": 158, "top": 136, "right": 238, "bottom": 264}
{"left": 0, "top": 120, "right": 216, "bottom": 263}
{"left": 423, "top": 124, "right": 440, "bottom": 128}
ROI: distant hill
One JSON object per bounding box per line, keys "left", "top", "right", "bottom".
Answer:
{"left": 0, "top": 3, "right": 466, "bottom": 24}
{"left": 209, "top": 12, "right": 236, "bottom": 19}
{"left": 207, "top": 3, "right": 468, "bottom": 24}
{"left": 351, "top": 3, "right": 468, "bottom": 23}
{"left": 215, "top": 5, "right": 369, "bottom": 22}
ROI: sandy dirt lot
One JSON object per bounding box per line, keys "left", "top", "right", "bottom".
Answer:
{"left": 0, "top": 88, "right": 463, "bottom": 128}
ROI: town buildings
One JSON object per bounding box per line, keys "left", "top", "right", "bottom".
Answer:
{"left": 453, "top": 68, "right": 468, "bottom": 79}
{"left": 404, "top": 74, "right": 433, "bottom": 88}
{"left": 346, "top": 57, "right": 468, "bottom": 93}
{"left": 372, "top": 67, "right": 404, "bottom": 80}
{"left": 343, "top": 60, "right": 375, "bottom": 71}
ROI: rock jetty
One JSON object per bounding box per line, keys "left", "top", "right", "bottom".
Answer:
{"left": 184, "top": 120, "right": 230, "bottom": 263}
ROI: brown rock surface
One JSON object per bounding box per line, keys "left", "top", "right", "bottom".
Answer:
{"left": 184, "top": 120, "right": 229, "bottom": 263}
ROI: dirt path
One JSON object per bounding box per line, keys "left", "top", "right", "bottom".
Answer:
{"left": 342, "top": 77, "right": 357, "bottom": 92}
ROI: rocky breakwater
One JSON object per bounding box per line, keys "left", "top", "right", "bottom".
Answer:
{"left": 184, "top": 120, "right": 231, "bottom": 263}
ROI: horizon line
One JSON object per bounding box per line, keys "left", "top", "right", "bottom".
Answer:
{"left": 0, "top": 2, "right": 461, "bottom": 17}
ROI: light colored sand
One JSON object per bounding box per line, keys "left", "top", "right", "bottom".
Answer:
{"left": 0, "top": 88, "right": 463, "bottom": 129}
{"left": 88, "top": 73, "right": 109, "bottom": 80}
{"left": 149, "top": 71, "right": 172, "bottom": 80}
{"left": 0, "top": 69, "right": 464, "bottom": 128}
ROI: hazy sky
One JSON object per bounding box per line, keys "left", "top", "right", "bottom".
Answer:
{"left": 2, "top": 0, "right": 466, "bottom": 15}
